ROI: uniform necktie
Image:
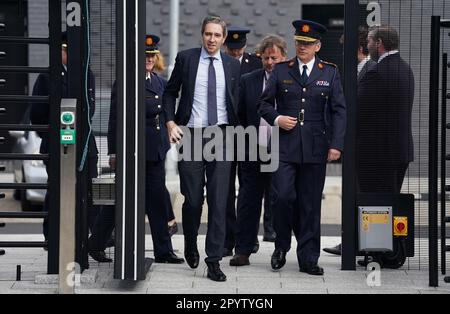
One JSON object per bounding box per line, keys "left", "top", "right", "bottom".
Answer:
{"left": 301, "top": 65, "right": 308, "bottom": 85}
{"left": 208, "top": 57, "right": 218, "bottom": 126}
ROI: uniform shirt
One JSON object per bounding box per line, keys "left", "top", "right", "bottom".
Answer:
{"left": 188, "top": 47, "right": 227, "bottom": 127}
{"left": 298, "top": 57, "right": 316, "bottom": 77}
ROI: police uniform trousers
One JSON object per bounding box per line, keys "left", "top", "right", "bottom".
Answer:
{"left": 145, "top": 160, "right": 174, "bottom": 258}
{"left": 178, "top": 127, "right": 231, "bottom": 263}
{"left": 88, "top": 161, "right": 173, "bottom": 257}
{"left": 272, "top": 161, "right": 326, "bottom": 265}
{"left": 235, "top": 160, "right": 272, "bottom": 255}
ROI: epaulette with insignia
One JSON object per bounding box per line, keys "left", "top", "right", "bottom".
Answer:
{"left": 321, "top": 60, "right": 338, "bottom": 68}
{"left": 288, "top": 58, "right": 296, "bottom": 67}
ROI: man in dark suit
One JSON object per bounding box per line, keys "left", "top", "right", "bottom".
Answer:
{"left": 258, "top": 20, "right": 347, "bottom": 276}
{"left": 163, "top": 16, "right": 241, "bottom": 282}
{"left": 323, "top": 26, "right": 377, "bottom": 256}
{"left": 357, "top": 25, "right": 414, "bottom": 194}
{"left": 222, "top": 26, "right": 263, "bottom": 257}
{"left": 356, "top": 26, "right": 414, "bottom": 267}
{"left": 230, "top": 35, "right": 288, "bottom": 267}
{"left": 30, "top": 32, "right": 98, "bottom": 243}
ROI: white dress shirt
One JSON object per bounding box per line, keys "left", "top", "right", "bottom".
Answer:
{"left": 188, "top": 47, "right": 228, "bottom": 128}
{"left": 357, "top": 56, "right": 371, "bottom": 75}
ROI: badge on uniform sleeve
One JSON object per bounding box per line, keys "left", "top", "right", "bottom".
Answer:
{"left": 316, "top": 80, "right": 330, "bottom": 87}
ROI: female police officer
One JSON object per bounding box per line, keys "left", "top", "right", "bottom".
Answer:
{"left": 90, "top": 35, "right": 184, "bottom": 264}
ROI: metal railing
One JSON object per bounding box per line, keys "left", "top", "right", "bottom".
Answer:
{"left": 0, "top": 0, "right": 61, "bottom": 274}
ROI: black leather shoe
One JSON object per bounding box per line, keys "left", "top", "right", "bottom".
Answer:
{"left": 89, "top": 250, "right": 113, "bottom": 263}
{"left": 323, "top": 243, "right": 341, "bottom": 256}
{"left": 168, "top": 222, "right": 178, "bottom": 237}
{"left": 223, "top": 247, "right": 233, "bottom": 257}
{"left": 300, "top": 262, "right": 324, "bottom": 276}
{"left": 229, "top": 254, "right": 250, "bottom": 266}
{"left": 271, "top": 249, "right": 287, "bottom": 270}
{"left": 263, "top": 232, "right": 276, "bottom": 242}
{"left": 206, "top": 262, "right": 227, "bottom": 282}
{"left": 155, "top": 251, "right": 185, "bottom": 264}
{"left": 184, "top": 243, "right": 200, "bottom": 269}
{"left": 252, "top": 241, "right": 260, "bottom": 254}
{"left": 0, "top": 249, "right": 5, "bottom": 256}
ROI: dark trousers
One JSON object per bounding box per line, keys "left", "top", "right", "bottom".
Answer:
{"left": 178, "top": 127, "right": 232, "bottom": 263}
{"left": 272, "top": 161, "right": 326, "bottom": 265}
{"left": 166, "top": 191, "right": 175, "bottom": 221}
{"left": 224, "top": 161, "right": 237, "bottom": 250}
{"left": 145, "top": 160, "right": 173, "bottom": 257}
{"left": 43, "top": 156, "right": 99, "bottom": 241}
{"left": 89, "top": 161, "right": 174, "bottom": 257}
{"left": 357, "top": 162, "right": 408, "bottom": 193}
{"left": 235, "top": 161, "right": 272, "bottom": 255}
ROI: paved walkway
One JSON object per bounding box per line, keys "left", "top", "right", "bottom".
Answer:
{"left": 0, "top": 235, "right": 449, "bottom": 294}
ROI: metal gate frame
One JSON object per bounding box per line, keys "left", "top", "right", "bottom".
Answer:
{"left": 114, "top": 0, "right": 149, "bottom": 281}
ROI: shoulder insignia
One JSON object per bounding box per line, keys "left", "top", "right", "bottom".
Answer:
{"left": 288, "top": 58, "right": 296, "bottom": 68}
{"left": 321, "top": 60, "right": 338, "bottom": 68}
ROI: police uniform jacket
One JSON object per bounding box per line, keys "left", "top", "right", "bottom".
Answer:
{"left": 240, "top": 52, "right": 262, "bottom": 76}
{"left": 108, "top": 73, "right": 170, "bottom": 161}
{"left": 31, "top": 67, "right": 98, "bottom": 159}
{"left": 258, "top": 57, "right": 346, "bottom": 164}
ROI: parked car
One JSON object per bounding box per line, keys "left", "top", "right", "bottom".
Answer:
{"left": 10, "top": 130, "right": 46, "bottom": 211}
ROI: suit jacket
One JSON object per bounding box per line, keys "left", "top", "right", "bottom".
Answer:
{"left": 108, "top": 73, "right": 170, "bottom": 161}
{"left": 258, "top": 58, "right": 347, "bottom": 164}
{"left": 240, "top": 52, "right": 262, "bottom": 77}
{"left": 357, "top": 53, "right": 414, "bottom": 165}
{"left": 30, "top": 67, "right": 97, "bottom": 158}
{"left": 163, "top": 48, "right": 241, "bottom": 126}
{"left": 238, "top": 69, "right": 265, "bottom": 128}
{"left": 357, "top": 59, "right": 376, "bottom": 83}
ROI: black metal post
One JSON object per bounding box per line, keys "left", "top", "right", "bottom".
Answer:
{"left": 0, "top": 222, "right": 4, "bottom": 256}
{"left": 442, "top": 53, "right": 448, "bottom": 276}
{"left": 67, "top": 0, "right": 89, "bottom": 272}
{"left": 114, "top": 0, "right": 148, "bottom": 280}
{"left": 47, "top": 0, "right": 62, "bottom": 275}
{"left": 429, "top": 16, "right": 440, "bottom": 288}
{"left": 342, "top": 0, "right": 359, "bottom": 271}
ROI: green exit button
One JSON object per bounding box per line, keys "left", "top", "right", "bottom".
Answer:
{"left": 60, "top": 129, "right": 76, "bottom": 145}
{"left": 61, "top": 112, "right": 75, "bottom": 125}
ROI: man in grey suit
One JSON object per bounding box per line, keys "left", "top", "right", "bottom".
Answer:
{"left": 163, "top": 16, "right": 241, "bottom": 282}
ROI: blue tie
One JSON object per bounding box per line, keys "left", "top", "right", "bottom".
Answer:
{"left": 208, "top": 57, "right": 218, "bottom": 126}
{"left": 301, "top": 65, "right": 308, "bottom": 85}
